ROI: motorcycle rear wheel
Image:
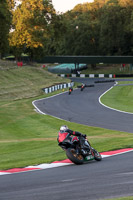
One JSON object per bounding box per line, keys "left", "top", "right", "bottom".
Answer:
{"left": 66, "top": 148, "right": 84, "bottom": 165}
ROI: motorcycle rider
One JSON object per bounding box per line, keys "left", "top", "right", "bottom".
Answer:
{"left": 57, "top": 125, "right": 90, "bottom": 154}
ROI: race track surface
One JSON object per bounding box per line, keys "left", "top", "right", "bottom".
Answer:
{"left": 0, "top": 152, "right": 133, "bottom": 200}
{"left": 34, "top": 78, "right": 133, "bottom": 133}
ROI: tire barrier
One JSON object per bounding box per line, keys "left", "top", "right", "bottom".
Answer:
{"left": 85, "top": 84, "right": 95, "bottom": 87}
{"left": 77, "top": 84, "right": 94, "bottom": 88}
{"left": 42, "top": 82, "right": 74, "bottom": 94}
{"left": 94, "top": 80, "right": 115, "bottom": 83}
{"left": 115, "top": 74, "right": 133, "bottom": 78}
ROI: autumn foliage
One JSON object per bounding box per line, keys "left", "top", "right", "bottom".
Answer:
{"left": 1, "top": 0, "right": 133, "bottom": 59}
{"left": 9, "top": 0, "right": 55, "bottom": 49}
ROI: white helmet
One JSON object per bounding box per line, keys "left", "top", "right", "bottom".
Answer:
{"left": 60, "top": 125, "right": 68, "bottom": 132}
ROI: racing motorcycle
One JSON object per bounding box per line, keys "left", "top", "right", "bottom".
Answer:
{"left": 68, "top": 87, "right": 73, "bottom": 95}
{"left": 58, "top": 135, "right": 102, "bottom": 164}
{"left": 81, "top": 84, "right": 85, "bottom": 91}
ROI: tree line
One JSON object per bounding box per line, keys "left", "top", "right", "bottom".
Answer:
{"left": 0, "top": 0, "right": 133, "bottom": 60}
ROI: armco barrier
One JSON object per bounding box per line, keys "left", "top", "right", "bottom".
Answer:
{"left": 59, "top": 74, "right": 133, "bottom": 78}
{"left": 59, "top": 74, "right": 113, "bottom": 78}
{"left": 42, "top": 82, "right": 74, "bottom": 94}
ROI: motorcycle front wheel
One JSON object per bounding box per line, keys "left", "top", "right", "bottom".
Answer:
{"left": 66, "top": 148, "right": 84, "bottom": 165}
{"left": 92, "top": 148, "right": 102, "bottom": 161}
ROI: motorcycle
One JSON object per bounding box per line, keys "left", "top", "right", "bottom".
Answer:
{"left": 68, "top": 87, "right": 73, "bottom": 95}
{"left": 58, "top": 135, "right": 102, "bottom": 165}
{"left": 81, "top": 84, "right": 85, "bottom": 91}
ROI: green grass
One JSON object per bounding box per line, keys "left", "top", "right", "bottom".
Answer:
{"left": 117, "top": 81, "right": 133, "bottom": 85}
{"left": 0, "top": 61, "right": 133, "bottom": 170}
{"left": 81, "top": 64, "right": 133, "bottom": 74}
{"left": 0, "top": 65, "right": 70, "bottom": 101}
{"left": 104, "top": 197, "right": 133, "bottom": 200}
{"left": 101, "top": 81, "right": 133, "bottom": 113}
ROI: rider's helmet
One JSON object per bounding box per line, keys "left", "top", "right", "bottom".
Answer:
{"left": 60, "top": 125, "right": 68, "bottom": 132}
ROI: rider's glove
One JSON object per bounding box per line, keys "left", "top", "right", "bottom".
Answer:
{"left": 82, "top": 134, "right": 86, "bottom": 138}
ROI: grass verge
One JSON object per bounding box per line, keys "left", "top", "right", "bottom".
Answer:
{"left": 104, "top": 197, "right": 133, "bottom": 200}
{"left": 0, "top": 65, "right": 70, "bottom": 101}
{"left": 101, "top": 81, "right": 133, "bottom": 113}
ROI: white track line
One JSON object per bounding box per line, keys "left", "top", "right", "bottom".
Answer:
{"left": 99, "top": 82, "right": 133, "bottom": 115}
{"left": 33, "top": 82, "right": 133, "bottom": 116}
{"left": 32, "top": 91, "right": 68, "bottom": 115}
{"left": 32, "top": 89, "right": 78, "bottom": 118}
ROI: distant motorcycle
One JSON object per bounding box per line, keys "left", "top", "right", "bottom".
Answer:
{"left": 81, "top": 84, "right": 85, "bottom": 91}
{"left": 58, "top": 135, "right": 102, "bottom": 165}
{"left": 68, "top": 87, "right": 73, "bottom": 95}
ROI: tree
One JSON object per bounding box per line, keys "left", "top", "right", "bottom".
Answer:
{"left": 0, "top": 0, "right": 13, "bottom": 58}
{"left": 119, "top": 0, "right": 133, "bottom": 7}
{"left": 7, "top": 0, "right": 15, "bottom": 10}
{"left": 99, "top": 0, "right": 133, "bottom": 55}
{"left": 56, "top": 8, "right": 101, "bottom": 56}
{"left": 9, "top": 0, "right": 55, "bottom": 60}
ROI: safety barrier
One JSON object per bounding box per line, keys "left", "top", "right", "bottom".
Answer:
{"left": 59, "top": 74, "right": 113, "bottom": 78}
{"left": 42, "top": 82, "right": 74, "bottom": 94}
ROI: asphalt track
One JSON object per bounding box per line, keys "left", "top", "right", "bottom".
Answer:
{"left": 0, "top": 152, "right": 133, "bottom": 200}
{"left": 1, "top": 78, "right": 133, "bottom": 200}
{"left": 33, "top": 78, "right": 133, "bottom": 133}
